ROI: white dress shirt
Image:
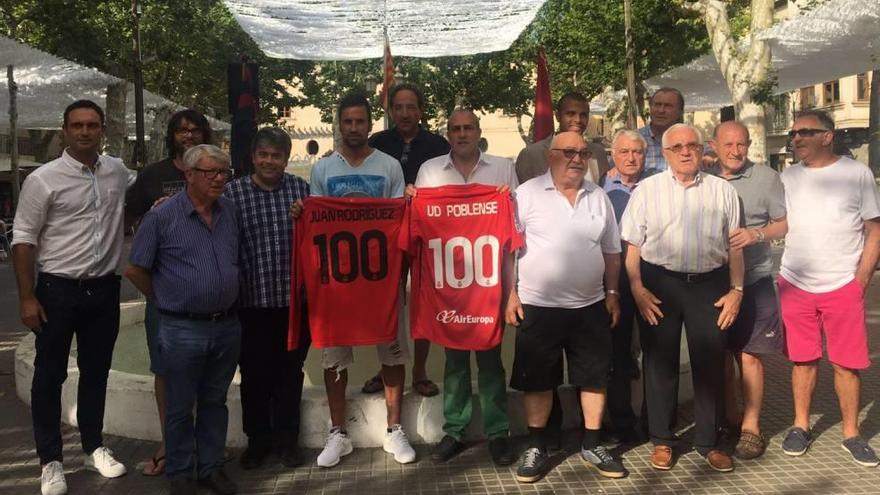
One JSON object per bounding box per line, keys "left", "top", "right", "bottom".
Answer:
{"left": 619, "top": 169, "right": 740, "bottom": 274}
{"left": 12, "top": 149, "right": 132, "bottom": 278}
{"left": 416, "top": 151, "right": 519, "bottom": 190}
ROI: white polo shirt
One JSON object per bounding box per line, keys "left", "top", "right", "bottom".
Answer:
{"left": 516, "top": 172, "right": 621, "bottom": 308}
{"left": 415, "top": 151, "right": 519, "bottom": 189}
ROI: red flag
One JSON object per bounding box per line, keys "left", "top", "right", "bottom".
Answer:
{"left": 380, "top": 34, "right": 396, "bottom": 111}
{"left": 533, "top": 48, "right": 554, "bottom": 143}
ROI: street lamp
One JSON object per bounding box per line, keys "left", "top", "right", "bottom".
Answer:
{"left": 364, "top": 74, "right": 378, "bottom": 95}
{"left": 131, "top": 0, "right": 146, "bottom": 169}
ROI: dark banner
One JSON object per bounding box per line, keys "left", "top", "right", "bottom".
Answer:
{"left": 228, "top": 62, "right": 259, "bottom": 177}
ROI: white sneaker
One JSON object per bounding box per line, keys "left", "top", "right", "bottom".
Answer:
{"left": 383, "top": 424, "right": 416, "bottom": 464}
{"left": 317, "top": 429, "right": 353, "bottom": 468}
{"left": 84, "top": 446, "right": 127, "bottom": 478}
{"left": 40, "top": 461, "right": 67, "bottom": 495}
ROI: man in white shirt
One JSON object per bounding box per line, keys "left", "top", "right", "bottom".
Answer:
{"left": 620, "top": 123, "right": 743, "bottom": 473}
{"left": 12, "top": 100, "right": 130, "bottom": 495}
{"left": 506, "top": 131, "right": 626, "bottom": 483}
{"left": 777, "top": 109, "right": 880, "bottom": 467}
{"left": 411, "top": 109, "right": 517, "bottom": 466}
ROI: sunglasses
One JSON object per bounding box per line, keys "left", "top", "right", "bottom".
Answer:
{"left": 787, "top": 128, "right": 829, "bottom": 138}
{"left": 663, "top": 143, "right": 703, "bottom": 155}
{"left": 552, "top": 148, "right": 593, "bottom": 160}
{"left": 194, "top": 167, "right": 234, "bottom": 180}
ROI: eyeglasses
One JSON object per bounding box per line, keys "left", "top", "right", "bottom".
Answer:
{"left": 664, "top": 143, "right": 703, "bottom": 155}
{"left": 175, "top": 126, "right": 203, "bottom": 136}
{"left": 193, "top": 167, "right": 234, "bottom": 180}
{"left": 787, "top": 128, "right": 829, "bottom": 138}
{"left": 552, "top": 148, "right": 593, "bottom": 160}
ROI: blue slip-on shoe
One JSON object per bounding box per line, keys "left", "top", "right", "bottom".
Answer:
{"left": 842, "top": 436, "right": 880, "bottom": 467}
{"left": 782, "top": 427, "right": 813, "bottom": 456}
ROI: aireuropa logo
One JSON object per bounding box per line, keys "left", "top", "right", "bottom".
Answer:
{"left": 435, "top": 310, "right": 494, "bottom": 325}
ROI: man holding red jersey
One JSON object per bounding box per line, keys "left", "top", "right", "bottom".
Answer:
{"left": 407, "top": 109, "right": 518, "bottom": 466}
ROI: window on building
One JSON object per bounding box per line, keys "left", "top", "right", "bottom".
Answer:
{"left": 799, "top": 86, "right": 815, "bottom": 109}
{"left": 278, "top": 107, "right": 293, "bottom": 118}
{"left": 857, "top": 73, "right": 870, "bottom": 101}
{"left": 823, "top": 80, "right": 840, "bottom": 105}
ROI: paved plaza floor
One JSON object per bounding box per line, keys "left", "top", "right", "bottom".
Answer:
{"left": 2, "top": 251, "right": 880, "bottom": 494}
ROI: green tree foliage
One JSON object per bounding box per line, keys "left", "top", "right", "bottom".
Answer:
{"left": 0, "top": 0, "right": 302, "bottom": 122}
{"left": 0, "top": 0, "right": 724, "bottom": 131}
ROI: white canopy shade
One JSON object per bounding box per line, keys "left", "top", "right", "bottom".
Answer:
{"left": 644, "top": 0, "right": 880, "bottom": 111}
{"left": 221, "top": 0, "right": 547, "bottom": 60}
{"left": 0, "top": 36, "right": 229, "bottom": 131}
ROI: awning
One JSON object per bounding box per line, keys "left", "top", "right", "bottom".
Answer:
{"left": 221, "top": 0, "right": 547, "bottom": 60}
{"left": 0, "top": 36, "right": 230, "bottom": 131}
{"left": 644, "top": 0, "right": 880, "bottom": 111}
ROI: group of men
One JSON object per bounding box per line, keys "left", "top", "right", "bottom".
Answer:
{"left": 12, "top": 80, "right": 880, "bottom": 495}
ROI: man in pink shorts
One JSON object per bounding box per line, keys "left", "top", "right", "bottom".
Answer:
{"left": 778, "top": 109, "right": 880, "bottom": 467}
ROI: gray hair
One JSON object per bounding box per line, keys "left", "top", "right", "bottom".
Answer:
{"left": 795, "top": 109, "right": 835, "bottom": 131}
{"left": 447, "top": 108, "right": 481, "bottom": 130}
{"left": 611, "top": 129, "right": 647, "bottom": 150}
{"left": 661, "top": 123, "right": 703, "bottom": 148}
{"left": 182, "top": 144, "right": 229, "bottom": 170}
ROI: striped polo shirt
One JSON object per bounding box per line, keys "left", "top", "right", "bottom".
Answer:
{"left": 129, "top": 190, "right": 240, "bottom": 314}
{"left": 619, "top": 169, "right": 740, "bottom": 274}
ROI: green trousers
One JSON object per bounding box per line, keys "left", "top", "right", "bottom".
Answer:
{"left": 442, "top": 345, "right": 509, "bottom": 440}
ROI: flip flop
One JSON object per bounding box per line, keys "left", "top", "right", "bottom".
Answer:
{"left": 142, "top": 454, "right": 165, "bottom": 476}
{"left": 361, "top": 373, "right": 384, "bottom": 394}
{"left": 412, "top": 379, "right": 439, "bottom": 397}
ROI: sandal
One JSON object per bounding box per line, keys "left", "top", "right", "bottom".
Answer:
{"left": 142, "top": 454, "right": 166, "bottom": 476}
{"left": 361, "top": 373, "right": 384, "bottom": 394}
{"left": 412, "top": 378, "right": 439, "bottom": 398}
{"left": 734, "top": 430, "right": 766, "bottom": 460}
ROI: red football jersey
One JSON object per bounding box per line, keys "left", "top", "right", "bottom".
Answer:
{"left": 289, "top": 197, "right": 405, "bottom": 349}
{"left": 401, "top": 184, "right": 523, "bottom": 351}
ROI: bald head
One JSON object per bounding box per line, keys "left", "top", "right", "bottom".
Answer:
{"left": 546, "top": 131, "right": 591, "bottom": 185}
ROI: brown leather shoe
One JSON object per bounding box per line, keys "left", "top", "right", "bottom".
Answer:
{"left": 705, "top": 449, "right": 734, "bottom": 472}
{"left": 650, "top": 445, "right": 674, "bottom": 470}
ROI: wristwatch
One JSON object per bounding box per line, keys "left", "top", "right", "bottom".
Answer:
{"left": 754, "top": 228, "right": 765, "bottom": 242}
{"left": 606, "top": 289, "right": 620, "bottom": 297}
{"left": 731, "top": 285, "right": 744, "bottom": 293}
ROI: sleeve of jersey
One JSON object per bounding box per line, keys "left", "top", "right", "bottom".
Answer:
{"left": 287, "top": 212, "right": 305, "bottom": 351}
{"left": 506, "top": 191, "right": 525, "bottom": 252}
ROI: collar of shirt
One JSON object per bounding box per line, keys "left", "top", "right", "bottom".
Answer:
{"left": 664, "top": 167, "right": 704, "bottom": 188}
{"left": 61, "top": 148, "right": 101, "bottom": 172}
{"left": 639, "top": 125, "right": 661, "bottom": 143}
{"left": 177, "top": 189, "right": 225, "bottom": 219}
{"left": 441, "top": 151, "right": 487, "bottom": 173}
{"left": 707, "top": 160, "right": 754, "bottom": 181}
{"left": 391, "top": 125, "right": 427, "bottom": 144}
{"left": 538, "top": 170, "right": 591, "bottom": 203}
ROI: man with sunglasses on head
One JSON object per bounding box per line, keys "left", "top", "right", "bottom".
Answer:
{"left": 125, "top": 108, "right": 212, "bottom": 477}
{"left": 777, "top": 109, "right": 880, "bottom": 467}
{"left": 620, "top": 124, "right": 743, "bottom": 473}
{"left": 126, "top": 145, "right": 240, "bottom": 495}
{"left": 506, "top": 131, "right": 626, "bottom": 483}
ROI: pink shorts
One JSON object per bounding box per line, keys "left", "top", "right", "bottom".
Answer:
{"left": 778, "top": 276, "right": 870, "bottom": 369}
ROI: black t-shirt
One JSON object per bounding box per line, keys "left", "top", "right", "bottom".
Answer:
{"left": 368, "top": 126, "right": 450, "bottom": 185}
{"left": 125, "top": 157, "right": 186, "bottom": 219}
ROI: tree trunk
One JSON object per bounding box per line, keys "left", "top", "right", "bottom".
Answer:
{"left": 147, "top": 103, "right": 175, "bottom": 165}
{"left": 105, "top": 81, "right": 128, "bottom": 161}
{"left": 869, "top": 69, "right": 879, "bottom": 176}
{"left": 7, "top": 65, "right": 19, "bottom": 206}
{"left": 624, "top": 0, "right": 639, "bottom": 129}
{"left": 695, "top": 0, "right": 773, "bottom": 164}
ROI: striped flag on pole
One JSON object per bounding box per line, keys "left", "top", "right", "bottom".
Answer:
{"left": 380, "top": 31, "right": 396, "bottom": 111}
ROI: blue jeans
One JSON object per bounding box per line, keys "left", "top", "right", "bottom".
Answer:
{"left": 159, "top": 314, "right": 241, "bottom": 480}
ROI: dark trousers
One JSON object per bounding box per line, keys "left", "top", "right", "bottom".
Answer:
{"left": 607, "top": 267, "right": 638, "bottom": 431}
{"left": 238, "top": 307, "right": 311, "bottom": 448}
{"left": 638, "top": 261, "right": 728, "bottom": 454}
{"left": 160, "top": 314, "right": 241, "bottom": 480}
{"left": 31, "top": 273, "right": 120, "bottom": 464}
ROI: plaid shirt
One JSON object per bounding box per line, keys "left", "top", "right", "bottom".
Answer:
{"left": 639, "top": 125, "right": 668, "bottom": 172}
{"left": 224, "top": 174, "right": 309, "bottom": 308}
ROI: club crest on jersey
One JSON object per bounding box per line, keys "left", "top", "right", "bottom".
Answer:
{"left": 435, "top": 310, "right": 495, "bottom": 325}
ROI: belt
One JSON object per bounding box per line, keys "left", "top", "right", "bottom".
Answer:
{"left": 157, "top": 307, "right": 237, "bottom": 322}
{"left": 40, "top": 272, "right": 120, "bottom": 288}
{"left": 643, "top": 262, "right": 727, "bottom": 283}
